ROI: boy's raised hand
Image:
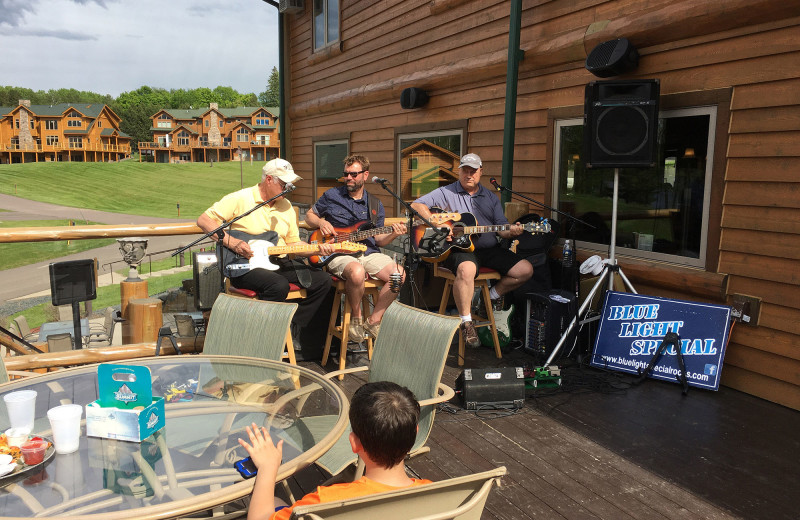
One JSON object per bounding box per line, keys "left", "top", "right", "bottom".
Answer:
{"left": 238, "top": 423, "right": 284, "bottom": 481}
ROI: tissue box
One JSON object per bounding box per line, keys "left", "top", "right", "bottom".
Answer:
{"left": 85, "top": 364, "right": 165, "bottom": 442}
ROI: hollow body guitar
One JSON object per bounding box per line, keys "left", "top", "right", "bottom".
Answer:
{"left": 412, "top": 209, "right": 552, "bottom": 262}
{"left": 222, "top": 229, "right": 366, "bottom": 275}
{"left": 308, "top": 213, "right": 460, "bottom": 267}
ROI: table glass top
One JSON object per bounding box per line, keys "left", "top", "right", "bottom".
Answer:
{"left": 0, "top": 356, "right": 347, "bottom": 519}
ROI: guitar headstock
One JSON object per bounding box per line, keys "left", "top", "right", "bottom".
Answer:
{"left": 428, "top": 212, "right": 461, "bottom": 223}
{"left": 522, "top": 219, "right": 552, "bottom": 234}
{"left": 336, "top": 241, "right": 368, "bottom": 253}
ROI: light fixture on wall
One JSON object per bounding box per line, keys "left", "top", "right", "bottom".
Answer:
{"left": 683, "top": 147, "right": 696, "bottom": 158}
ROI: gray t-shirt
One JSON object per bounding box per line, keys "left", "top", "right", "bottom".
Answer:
{"left": 414, "top": 181, "right": 508, "bottom": 250}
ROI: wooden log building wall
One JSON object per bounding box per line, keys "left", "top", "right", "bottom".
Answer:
{"left": 280, "top": 0, "right": 800, "bottom": 410}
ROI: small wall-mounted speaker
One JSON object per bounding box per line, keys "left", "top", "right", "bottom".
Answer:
{"left": 583, "top": 79, "right": 660, "bottom": 169}
{"left": 400, "top": 87, "right": 429, "bottom": 109}
{"left": 585, "top": 38, "right": 639, "bottom": 78}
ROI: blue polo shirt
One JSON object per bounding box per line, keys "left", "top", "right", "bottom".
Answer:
{"left": 414, "top": 181, "right": 508, "bottom": 250}
{"left": 311, "top": 186, "right": 385, "bottom": 254}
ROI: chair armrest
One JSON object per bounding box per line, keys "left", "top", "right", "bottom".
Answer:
{"left": 322, "top": 366, "right": 369, "bottom": 380}
{"left": 417, "top": 382, "right": 455, "bottom": 407}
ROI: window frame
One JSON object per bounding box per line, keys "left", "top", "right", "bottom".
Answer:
{"left": 312, "top": 0, "right": 340, "bottom": 52}
{"left": 548, "top": 89, "right": 730, "bottom": 270}
{"left": 394, "top": 121, "right": 467, "bottom": 214}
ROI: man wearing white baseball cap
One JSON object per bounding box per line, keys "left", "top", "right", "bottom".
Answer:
{"left": 411, "top": 153, "right": 533, "bottom": 348}
{"left": 197, "top": 159, "right": 334, "bottom": 347}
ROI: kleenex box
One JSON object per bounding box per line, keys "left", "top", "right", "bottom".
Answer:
{"left": 85, "top": 364, "right": 165, "bottom": 442}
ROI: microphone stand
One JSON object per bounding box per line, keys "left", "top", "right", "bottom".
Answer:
{"left": 172, "top": 183, "right": 297, "bottom": 294}
{"left": 372, "top": 180, "right": 449, "bottom": 306}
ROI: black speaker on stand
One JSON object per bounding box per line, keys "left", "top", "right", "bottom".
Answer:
{"left": 583, "top": 79, "right": 660, "bottom": 169}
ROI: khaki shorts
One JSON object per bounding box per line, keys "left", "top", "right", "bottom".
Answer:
{"left": 326, "top": 252, "right": 396, "bottom": 280}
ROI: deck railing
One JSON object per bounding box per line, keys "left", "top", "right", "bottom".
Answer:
{"left": 4, "top": 143, "right": 132, "bottom": 153}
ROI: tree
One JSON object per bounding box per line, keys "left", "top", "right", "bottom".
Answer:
{"left": 258, "top": 67, "right": 280, "bottom": 107}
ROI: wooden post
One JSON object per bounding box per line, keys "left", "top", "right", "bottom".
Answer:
{"left": 120, "top": 279, "right": 148, "bottom": 344}
{"left": 127, "top": 298, "right": 163, "bottom": 344}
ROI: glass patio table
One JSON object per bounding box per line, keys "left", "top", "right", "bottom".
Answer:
{"left": 0, "top": 355, "right": 349, "bottom": 519}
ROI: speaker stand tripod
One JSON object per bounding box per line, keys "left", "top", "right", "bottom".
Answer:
{"left": 543, "top": 168, "right": 638, "bottom": 369}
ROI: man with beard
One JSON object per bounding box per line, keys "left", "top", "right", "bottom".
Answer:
{"left": 305, "top": 154, "right": 406, "bottom": 342}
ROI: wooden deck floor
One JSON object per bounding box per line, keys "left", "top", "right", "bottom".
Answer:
{"left": 297, "top": 341, "right": 799, "bottom": 520}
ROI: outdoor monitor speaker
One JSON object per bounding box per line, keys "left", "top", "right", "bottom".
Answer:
{"left": 585, "top": 38, "right": 639, "bottom": 78}
{"left": 49, "top": 259, "right": 97, "bottom": 306}
{"left": 583, "top": 79, "right": 660, "bottom": 169}
{"left": 400, "top": 87, "right": 429, "bottom": 109}
{"left": 193, "top": 251, "right": 222, "bottom": 311}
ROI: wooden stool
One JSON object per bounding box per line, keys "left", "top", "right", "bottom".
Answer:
{"left": 321, "top": 276, "right": 384, "bottom": 379}
{"left": 224, "top": 279, "right": 307, "bottom": 365}
{"left": 432, "top": 262, "right": 503, "bottom": 366}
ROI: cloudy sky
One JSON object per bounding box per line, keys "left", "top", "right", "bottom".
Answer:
{"left": 0, "top": 0, "right": 279, "bottom": 97}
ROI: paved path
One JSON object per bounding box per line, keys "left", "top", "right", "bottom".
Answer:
{"left": 0, "top": 194, "right": 205, "bottom": 304}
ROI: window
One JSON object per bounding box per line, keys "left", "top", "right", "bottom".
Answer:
{"left": 68, "top": 137, "right": 83, "bottom": 148}
{"left": 10, "top": 137, "right": 19, "bottom": 147}
{"left": 14, "top": 119, "right": 19, "bottom": 129}
{"left": 219, "top": 120, "right": 224, "bottom": 128}
{"left": 46, "top": 120, "right": 58, "bottom": 130}
{"left": 256, "top": 117, "right": 270, "bottom": 125}
{"left": 177, "top": 131, "right": 190, "bottom": 146}
{"left": 205, "top": 120, "right": 209, "bottom": 127}
{"left": 315, "top": 140, "right": 348, "bottom": 180}
{"left": 313, "top": 0, "right": 339, "bottom": 51}
{"left": 552, "top": 106, "right": 717, "bottom": 267}
{"left": 256, "top": 135, "right": 270, "bottom": 145}
{"left": 98, "top": 121, "right": 102, "bottom": 128}
{"left": 46, "top": 136, "right": 59, "bottom": 146}
{"left": 397, "top": 129, "right": 463, "bottom": 202}
{"left": 30, "top": 121, "right": 34, "bottom": 129}
{"left": 236, "top": 127, "right": 250, "bottom": 142}
{"left": 68, "top": 119, "right": 82, "bottom": 127}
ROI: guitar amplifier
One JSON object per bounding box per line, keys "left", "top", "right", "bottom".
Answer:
{"left": 524, "top": 290, "right": 577, "bottom": 358}
{"left": 455, "top": 367, "right": 525, "bottom": 410}
{"left": 193, "top": 252, "right": 222, "bottom": 311}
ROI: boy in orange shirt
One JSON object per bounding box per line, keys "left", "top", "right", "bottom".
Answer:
{"left": 239, "top": 381, "right": 431, "bottom": 520}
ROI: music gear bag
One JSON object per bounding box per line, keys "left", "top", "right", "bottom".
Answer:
{"left": 455, "top": 367, "right": 526, "bottom": 410}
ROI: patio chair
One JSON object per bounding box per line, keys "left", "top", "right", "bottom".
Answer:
{"left": 204, "top": 293, "right": 298, "bottom": 362}
{"left": 314, "top": 302, "right": 461, "bottom": 479}
{"left": 47, "top": 332, "right": 73, "bottom": 352}
{"left": 12, "top": 316, "right": 37, "bottom": 342}
{"left": 85, "top": 307, "right": 124, "bottom": 347}
{"left": 289, "top": 466, "right": 507, "bottom": 520}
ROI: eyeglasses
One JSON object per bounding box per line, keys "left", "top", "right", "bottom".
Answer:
{"left": 342, "top": 170, "right": 367, "bottom": 177}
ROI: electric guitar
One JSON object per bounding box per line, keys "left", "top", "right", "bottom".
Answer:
{"left": 222, "top": 230, "right": 366, "bottom": 275}
{"left": 308, "top": 213, "right": 461, "bottom": 267}
{"left": 477, "top": 305, "right": 515, "bottom": 348}
{"left": 412, "top": 210, "right": 552, "bottom": 261}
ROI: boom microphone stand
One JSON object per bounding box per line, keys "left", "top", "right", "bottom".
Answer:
{"left": 371, "top": 177, "right": 449, "bottom": 306}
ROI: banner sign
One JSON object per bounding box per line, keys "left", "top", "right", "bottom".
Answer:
{"left": 590, "top": 291, "right": 732, "bottom": 390}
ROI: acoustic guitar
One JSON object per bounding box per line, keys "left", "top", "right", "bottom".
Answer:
{"left": 222, "top": 230, "right": 366, "bottom": 275}
{"left": 308, "top": 212, "right": 460, "bottom": 266}
{"left": 412, "top": 210, "right": 552, "bottom": 262}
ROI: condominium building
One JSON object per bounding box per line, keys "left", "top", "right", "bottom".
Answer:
{"left": 139, "top": 103, "right": 279, "bottom": 164}
{"left": 0, "top": 100, "right": 131, "bottom": 164}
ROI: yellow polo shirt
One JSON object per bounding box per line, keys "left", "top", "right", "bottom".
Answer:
{"left": 204, "top": 185, "right": 300, "bottom": 246}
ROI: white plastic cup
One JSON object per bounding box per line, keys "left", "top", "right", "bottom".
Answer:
{"left": 3, "top": 390, "right": 37, "bottom": 432}
{"left": 47, "top": 404, "right": 83, "bottom": 455}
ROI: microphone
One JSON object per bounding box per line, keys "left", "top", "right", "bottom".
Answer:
{"left": 489, "top": 178, "right": 502, "bottom": 191}
{"left": 283, "top": 182, "right": 296, "bottom": 192}
{"left": 372, "top": 176, "right": 390, "bottom": 184}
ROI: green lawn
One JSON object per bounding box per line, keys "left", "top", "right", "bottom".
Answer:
{"left": 0, "top": 160, "right": 265, "bottom": 219}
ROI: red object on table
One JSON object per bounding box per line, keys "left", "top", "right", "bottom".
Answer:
{"left": 20, "top": 439, "right": 48, "bottom": 465}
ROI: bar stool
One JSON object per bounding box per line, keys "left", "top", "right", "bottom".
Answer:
{"left": 321, "top": 276, "right": 384, "bottom": 379}
{"left": 224, "top": 279, "right": 307, "bottom": 365}
{"left": 432, "top": 261, "right": 503, "bottom": 366}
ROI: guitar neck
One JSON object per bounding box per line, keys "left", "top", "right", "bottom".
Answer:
{"left": 334, "top": 216, "right": 452, "bottom": 243}
{"left": 459, "top": 224, "right": 513, "bottom": 235}
{"left": 267, "top": 244, "right": 320, "bottom": 255}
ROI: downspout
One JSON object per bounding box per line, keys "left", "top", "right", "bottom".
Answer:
{"left": 263, "top": 0, "right": 287, "bottom": 159}
{"left": 500, "top": 0, "right": 523, "bottom": 205}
